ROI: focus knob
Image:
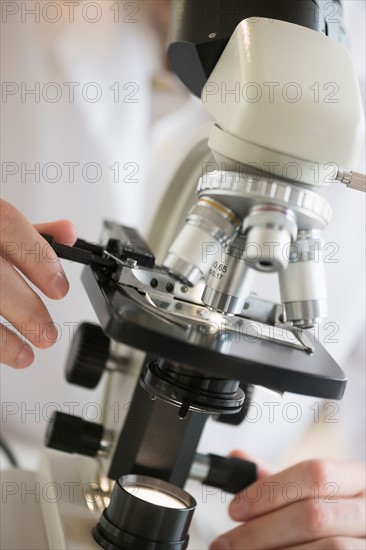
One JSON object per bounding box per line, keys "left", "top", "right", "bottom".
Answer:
{"left": 66, "top": 323, "right": 110, "bottom": 389}
{"left": 45, "top": 412, "right": 107, "bottom": 457}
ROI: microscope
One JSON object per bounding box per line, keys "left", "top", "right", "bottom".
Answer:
{"left": 2, "top": 1, "right": 365, "bottom": 549}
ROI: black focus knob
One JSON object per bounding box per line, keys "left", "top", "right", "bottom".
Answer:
{"left": 204, "top": 454, "right": 257, "bottom": 494}
{"left": 65, "top": 322, "right": 110, "bottom": 389}
{"left": 45, "top": 412, "right": 104, "bottom": 457}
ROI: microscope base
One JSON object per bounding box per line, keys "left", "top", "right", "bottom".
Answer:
{"left": 1, "top": 451, "right": 207, "bottom": 550}
{"left": 1, "top": 451, "right": 100, "bottom": 550}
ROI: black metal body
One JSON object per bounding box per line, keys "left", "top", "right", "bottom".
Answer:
{"left": 108, "top": 367, "right": 207, "bottom": 483}
{"left": 168, "top": 0, "right": 345, "bottom": 97}
{"left": 82, "top": 264, "right": 347, "bottom": 400}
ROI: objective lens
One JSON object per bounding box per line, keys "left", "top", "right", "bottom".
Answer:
{"left": 202, "top": 235, "right": 255, "bottom": 315}
{"left": 163, "top": 197, "right": 241, "bottom": 286}
{"left": 243, "top": 205, "right": 298, "bottom": 273}
{"left": 94, "top": 475, "right": 196, "bottom": 550}
{"left": 279, "top": 230, "right": 328, "bottom": 328}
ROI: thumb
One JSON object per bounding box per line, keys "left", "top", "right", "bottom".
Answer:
{"left": 228, "top": 450, "right": 274, "bottom": 522}
{"left": 34, "top": 220, "right": 78, "bottom": 247}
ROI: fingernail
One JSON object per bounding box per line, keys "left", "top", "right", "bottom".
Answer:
{"left": 42, "top": 323, "right": 58, "bottom": 346}
{"left": 49, "top": 270, "right": 69, "bottom": 299}
{"left": 230, "top": 498, "right": 250, "bottom": 520}
{"left": 210, "top": 538, "right": 230, "bottom": 550}
{"left": 16, "top": 345, "right": 34, "bottom": 368}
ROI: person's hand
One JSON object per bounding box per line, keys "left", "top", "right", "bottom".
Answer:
{"left": 0, "top": 199, "right": 77, "bottom": 369}
{"left": 210, "top": 452, "right": 366, "bottom": 550}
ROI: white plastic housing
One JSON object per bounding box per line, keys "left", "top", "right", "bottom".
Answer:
{"left": 202, "top": 18, "right": 365, "bottom": 185}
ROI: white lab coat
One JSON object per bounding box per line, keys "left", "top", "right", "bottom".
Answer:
{"left": 0, "top": 2, "right": 211, "bottom": 453}
{"left": 1, "top": 0, "right": 365, "bottom": 542}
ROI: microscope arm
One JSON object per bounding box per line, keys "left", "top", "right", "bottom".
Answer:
{"left": 147, "top": 124, "right": 214, "bottom": 259}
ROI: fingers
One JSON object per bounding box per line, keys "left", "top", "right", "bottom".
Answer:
{"left": 229, "top": 459, "right": 366, "bottom": 521}
{"left": 0, "top": 258, "right": 57, "bottom": 349}
{"left": 0, "top": 324, "right": 34, "bottom": 369}
{"left": 0, "top": 200, "right": 74, "bottom": 300}
{"left": 286, "top": 537, "right": 366, "bottom": 550}
{"left": 0, "top": 202, "right": 77, "bottom": 368}
{"left": 211, "top": 496, "right": 366, "bottom": 550}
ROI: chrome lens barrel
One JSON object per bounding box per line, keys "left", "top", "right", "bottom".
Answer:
{"left": 243, "top": 205, "right": 298, "bottom": 272}
{"left": 163, "top": 197, "right": 241, "bottom": 286}
{"left": 279, "top": 230, "right": 328, "bottom": 328}
{"left": 202, "top": 235, "right": 255, "bottom": 315}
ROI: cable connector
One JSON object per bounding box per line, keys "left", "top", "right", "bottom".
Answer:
{"left": 336, "top": 170, "right": 366, "bottom": 192}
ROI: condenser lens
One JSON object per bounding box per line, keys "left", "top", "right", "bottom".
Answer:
{"left": 123, "top": 484, "right": 187, "bottom": 509}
